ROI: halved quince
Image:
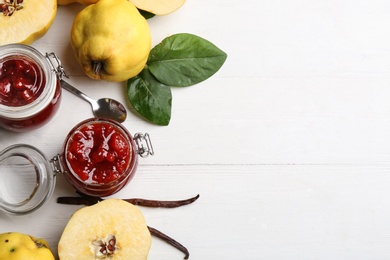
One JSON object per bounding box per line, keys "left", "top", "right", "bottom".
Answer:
{"left": 0, "top": 0, "right": 57, "bottom": 45}
{"left": 130, "top": 0, "right": 186, "bottom": 15}
{"left": 58, "top": 0, "right": 185, "bottom": 15}
{"left": 0, "top": 232, "right": 55, "bottom": 260}
{"left": 57, "top": 0, "right": 97, "bottom": 5}
{"left": 58, "top": 198, "right": 152, "bottom": 259}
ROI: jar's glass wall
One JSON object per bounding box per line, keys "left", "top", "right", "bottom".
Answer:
{"left": 0, "top": 144, "right": 56, "bottom": 215}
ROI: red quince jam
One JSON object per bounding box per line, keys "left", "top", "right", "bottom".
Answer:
{"left": 0, "top": 56, "right": 45, "bottom": 107}
{"left": 66, "top": 121, "right": 132, "bottom": 185}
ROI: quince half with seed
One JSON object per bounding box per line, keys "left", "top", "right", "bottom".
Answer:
{"left": 0, "top": 0, "right": 57, "bottom": 45}
{"left": 0, "top": 232, "right": 55, "bottom": 260}
{"left": 58, "top": 198, "right": 151, "bottom": 259}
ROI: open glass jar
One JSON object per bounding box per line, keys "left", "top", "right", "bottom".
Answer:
{"left": 0, "top": 118, "right": 153, "bottom": 215}
{"left": 0, "top": 44, "right": 64, "bottom": 132}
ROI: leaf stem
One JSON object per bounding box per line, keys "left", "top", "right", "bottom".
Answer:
{"left": 92, "top": 60, "right": 103, "bottom": 75}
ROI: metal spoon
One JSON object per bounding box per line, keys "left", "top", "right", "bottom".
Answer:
{"left": 60, "top": 79, "right": 127, "bottom": 123}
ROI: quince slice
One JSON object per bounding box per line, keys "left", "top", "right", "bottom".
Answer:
{"left": 131, "top": 0, "right": 186, "bottom": 15}
{"left": 57, "top": 0, "right": 185, "bottom": 15}
{"left": 58, "top": 198, "right": 152, "bottom": 259}
{"left": 0, "top": 0, "right": 57, "bottom": 45}
{"left": 57, "top": 0, "right": 97, "bottom": 5}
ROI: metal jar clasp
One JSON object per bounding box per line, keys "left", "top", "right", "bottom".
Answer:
{"left": 50, "top": 154, "right": 63, "bottom": 176}
{"left": 134, "top": 133, "right": 154, "bottom": 158}
{"left": 46, "top": 52, "right": 69, "bottom": 80}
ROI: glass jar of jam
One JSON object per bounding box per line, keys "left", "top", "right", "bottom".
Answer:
{"left": 0, "top": 44, "right": 64, "bottom": 132}
{"left": 0, "top": 118, "right": 153, "bottom": 214}
{"left": 59, "top": 118, "right": 153, "bottom": 197}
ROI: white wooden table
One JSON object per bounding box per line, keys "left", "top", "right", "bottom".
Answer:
{"left": 2, "top": 0, "right": 390, "bottom": 259}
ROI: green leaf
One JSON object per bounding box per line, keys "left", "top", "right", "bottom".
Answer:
{"left": 147, "top": 33, "right": 227, "bottom": 87}
{"left": 127, "top": 69, "right": 172, "bottom": 126}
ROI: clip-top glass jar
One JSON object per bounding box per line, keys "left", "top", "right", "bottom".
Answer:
{"left": 0, "top": 44, "right": 63, "bottom": 132}
{"left": 0, "top": 118, "right": 153, "bottom": 215}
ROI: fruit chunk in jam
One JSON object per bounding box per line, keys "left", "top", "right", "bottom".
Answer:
{"left": 0, "top": 56, "right": 45, "bottom": 107}
{"left": 66, "top": 121, "right": 132, "bottom": 185}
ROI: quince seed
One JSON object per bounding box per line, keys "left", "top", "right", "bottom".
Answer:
{"left": 0, "top": 0, "right": 23, "bottom": 16}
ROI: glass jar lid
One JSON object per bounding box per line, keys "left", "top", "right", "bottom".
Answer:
{"left": 0, "top": 144, "right": 56, "bottom": 215}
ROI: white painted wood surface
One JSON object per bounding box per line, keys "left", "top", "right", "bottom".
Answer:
{"left": 2, "top": 0, "right": 390, "bottom": 259}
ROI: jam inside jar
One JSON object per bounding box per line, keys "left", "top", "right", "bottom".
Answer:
{"left": 0, "top": 44, "right": 62, "bottom": 132}
{"left": 61, "top": 118, "right": 153, "bottom": 197}
{"left": 0, "top": 56, "right": 45, "bottom": 107}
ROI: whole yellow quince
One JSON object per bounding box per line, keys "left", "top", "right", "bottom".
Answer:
{"left": 0, "top": 232, "right": 55, "bottom": 260}
{"left": 71, "top": 0, "right": 152, "bottom": 82}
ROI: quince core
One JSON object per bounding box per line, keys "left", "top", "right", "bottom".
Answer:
{"left": 0, "top": 0, "right": 57, "bottom": 45}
